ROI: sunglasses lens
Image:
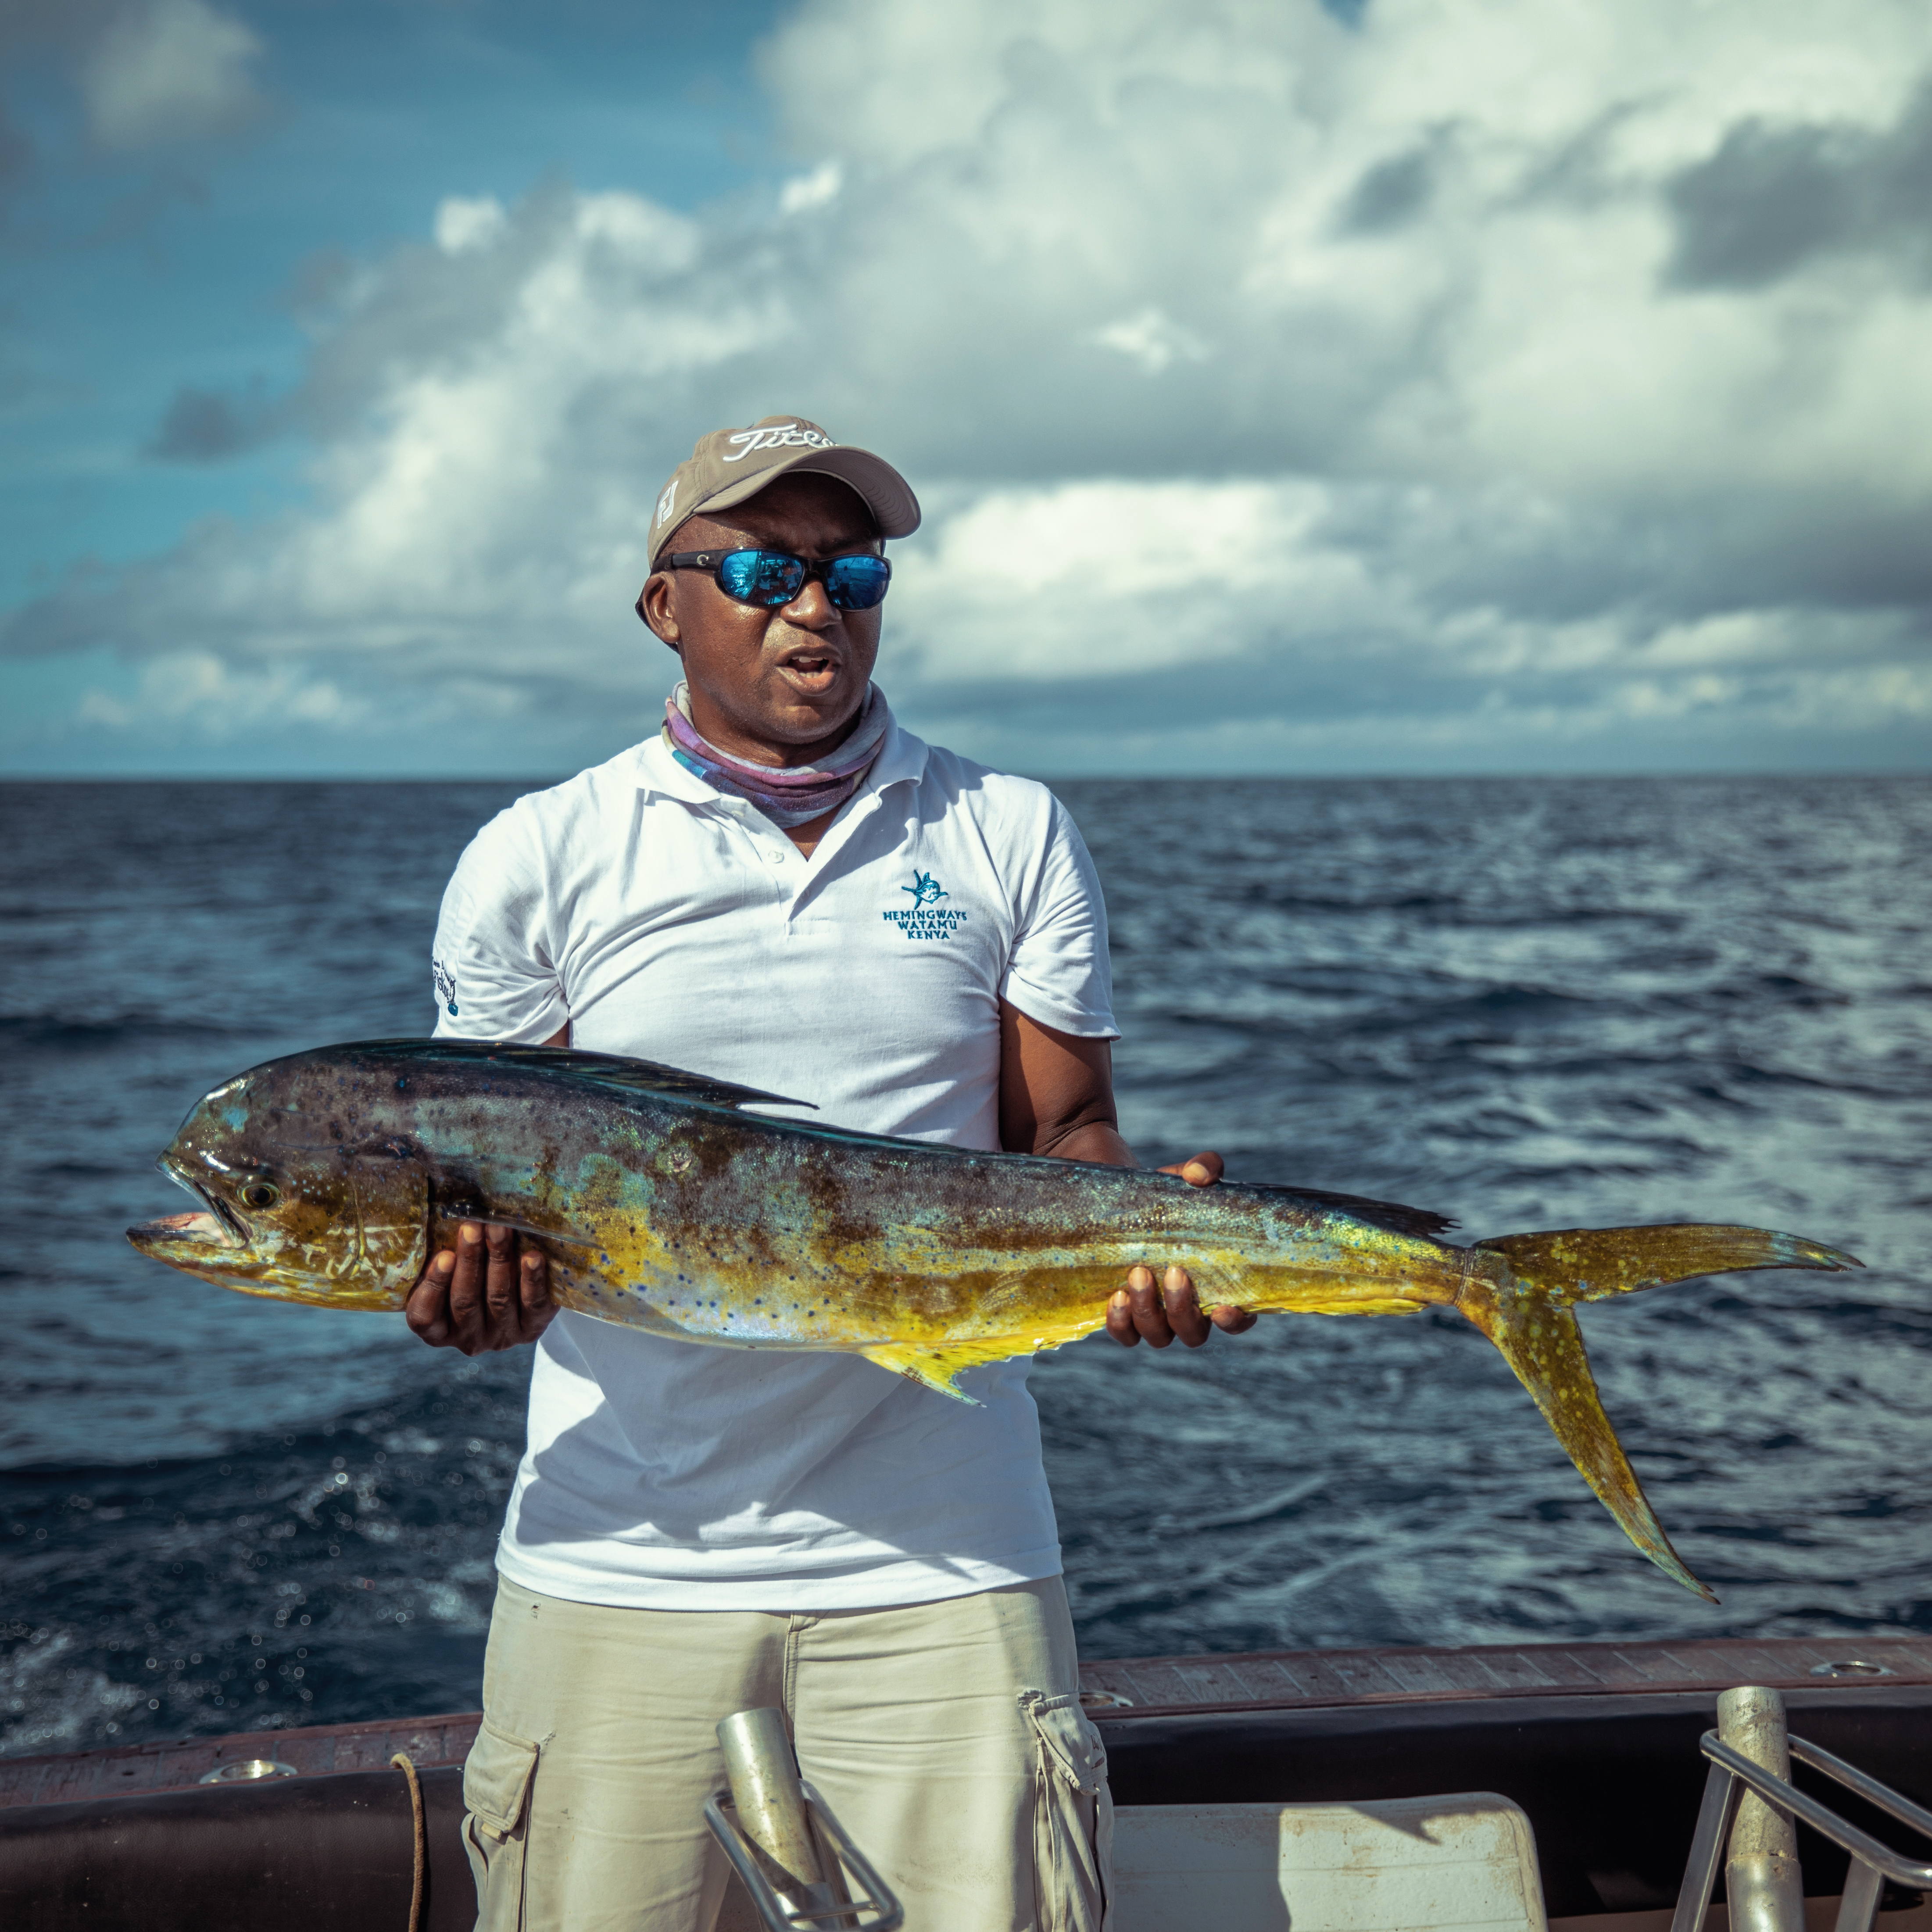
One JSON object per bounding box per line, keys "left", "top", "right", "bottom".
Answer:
{"left": 824, "top": 556, "right": 892, "bottom": 610}
{"left": 719, "top": 551, "right": 806, "bottom": 605}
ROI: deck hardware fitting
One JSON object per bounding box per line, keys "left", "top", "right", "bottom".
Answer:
{"left": 196, "top": 1757, "right": 297, "bottom": 1784}
{"left": 706, "top": 1706, "right": 903, "bottom": 1932}
{"left": 1671, "top": 1707, "right": 1932, "bottom": 1932}
{"left": 1717, "top": 1686, "right": 1804, "bottom": 1932}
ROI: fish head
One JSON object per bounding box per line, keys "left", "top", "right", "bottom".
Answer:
{"left": 127, "top": 1059, "right": 430, "bottom": 1310}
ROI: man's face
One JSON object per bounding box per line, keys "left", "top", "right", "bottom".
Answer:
{"left": 638, "top": 471, "right": 884, "bottom": 767}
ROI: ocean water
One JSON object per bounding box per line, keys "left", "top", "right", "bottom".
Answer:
{"left": 2, "top": 775, "right": 1928, "bottom": 1759}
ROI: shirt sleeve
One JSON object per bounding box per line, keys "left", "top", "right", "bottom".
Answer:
{"left": 998, "top": 794, "right": 1120, "bottom": 1040}
{"left": 429, "top": 808, "right": 571, "bottom": 1043}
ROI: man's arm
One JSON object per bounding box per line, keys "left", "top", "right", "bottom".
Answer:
{"left": 997, "top": 999, "right": 1258, "bottom": 1350}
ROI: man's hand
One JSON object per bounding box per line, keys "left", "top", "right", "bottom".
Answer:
{"left": 1106, "top": 1151, "right": 1259, "bottom": 1349}
{"left": 404, "top": 1222, "right": 556, "bottom": 1354}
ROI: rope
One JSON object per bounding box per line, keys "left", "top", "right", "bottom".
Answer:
{"left": 391, "top": 1751, "right": 426, "bottom": 1932}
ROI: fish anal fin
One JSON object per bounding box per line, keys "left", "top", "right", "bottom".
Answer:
{"left": 1456, "top": 1276, "right": 1718, "bottom": 1604}
{"left": 862, "top": 1329, "right": 1083, "bottom": 1403}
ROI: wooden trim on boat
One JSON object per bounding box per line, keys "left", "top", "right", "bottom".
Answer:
{"left": 1077, "top": 1635, "right": 1932, "bottom": 1721}
{"left": 6, "top": 1633, "right": 1929, "bottom": 1810}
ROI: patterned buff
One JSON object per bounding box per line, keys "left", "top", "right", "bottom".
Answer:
{"left": 662, "top": 681, "right": 890, "bottom": 829}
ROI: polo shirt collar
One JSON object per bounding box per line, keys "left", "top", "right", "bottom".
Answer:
{"left": 863, "top": 703, "right": 930, "bottom": 795}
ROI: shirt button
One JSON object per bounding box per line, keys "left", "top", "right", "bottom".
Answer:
{"left": 764, "top": 847, "right": 787, "bottom": 863}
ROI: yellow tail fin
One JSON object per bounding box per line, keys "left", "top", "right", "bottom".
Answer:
{"left": 1460, "top": 1224, "right": 1862, "bottom": 1601}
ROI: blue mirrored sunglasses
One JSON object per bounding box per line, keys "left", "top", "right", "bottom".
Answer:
{"left": 661, "top": 547, "right": 892, "bottom": 612}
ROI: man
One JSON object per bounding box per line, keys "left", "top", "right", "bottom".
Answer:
{"left": 406, "top": 416, "right": 1253, "bottom": 1932}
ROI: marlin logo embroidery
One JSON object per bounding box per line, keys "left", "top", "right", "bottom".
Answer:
{"left": 903, "top": 872, "right": 948, "bottom": 907}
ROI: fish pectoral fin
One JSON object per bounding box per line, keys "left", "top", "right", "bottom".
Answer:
{"left": 1456, "top": 1276, "right": 1717, "bottom": 1604}
{"left": 861, "top": 1336, "right": 1044, "bottom": 1404}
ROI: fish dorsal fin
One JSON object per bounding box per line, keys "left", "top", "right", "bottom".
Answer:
{"left": 1242, "top": 1183, "right": 1458, "bottom": 1243}
{"left": 350, "top": 1039, "right": 814, "bottom": 1112}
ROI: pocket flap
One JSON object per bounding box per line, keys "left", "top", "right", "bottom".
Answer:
{"left": 463, "top": 1718, "right": 542, "bottom": 1839}
{"left": 1022, "top": 1690, "right": 1107, "bottom": 1795}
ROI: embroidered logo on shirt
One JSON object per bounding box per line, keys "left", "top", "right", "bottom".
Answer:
{"left": 433, "top": 958, "right": 459, "bottom": 1016}
{"left": 884, "top": 873, "right": 968, "bottom": 940}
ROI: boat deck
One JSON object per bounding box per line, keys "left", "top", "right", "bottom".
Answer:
{"left": 7, "top": 1631, "right": 1929, "bottom": 1810}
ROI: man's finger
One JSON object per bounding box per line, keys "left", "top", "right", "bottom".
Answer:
{"left": 1126, "top": 1263, "right": 1174, "bottom": 1347}
{"left": 1209, "top": 1305, "right": 1259, "bottom": 1334}
{"left": 447, "top": 1223, "right": 487, "bottom": 1338}
{"left": 1105, "top": 1288, "right": 1139, "bottom": 1348}
{"left": 1156, "top": 1149, "right": 1224, "bottom": 1187}
{"left": 520, "top": 1248, "right": 551, "bottom": 1313}
{"left": 484, "top": 1224, "right": 519, "bottom": 1331}
{"left": 518, "top": 1250, "right": 555, "bottom": 1343}
{"left": 405, "top": 1252, "right": 457, "bottom": 1346}
{"left": 1163, "top": 1265, "right": 1212, "bottom": 1346}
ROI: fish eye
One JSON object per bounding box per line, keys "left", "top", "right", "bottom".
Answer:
{"left": 240, "top": 1180, "right": 280, "bottom": 1210}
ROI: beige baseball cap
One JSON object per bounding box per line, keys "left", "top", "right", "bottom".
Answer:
{"left": 646, "top": 415, "right": 921, "bottom": 567}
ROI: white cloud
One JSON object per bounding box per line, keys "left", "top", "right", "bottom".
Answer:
{"left": 76, "top": 651, "right": 357, "bottom": 737}
{"left": 1090, "top": 308, "right": 1209, "bottom": 376}
{"left": 435, "top": 196, "right": 508, "bottom": 255}
{"left": 779, "top": 161, "right": 843, "bottom": 215}
{"left": 79, "top": 0, "right": 266, "bottom": 151}
{"left": 9, "top": 0, "right": 1932, "bottom": 773}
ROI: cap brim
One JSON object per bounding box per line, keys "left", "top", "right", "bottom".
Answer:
{"left": 674, "top": 445, "right": 921, "bottom": 555}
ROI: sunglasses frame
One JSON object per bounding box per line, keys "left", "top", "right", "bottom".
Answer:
{"left": 658, "top": 547, "right": 893, "bottom": 612}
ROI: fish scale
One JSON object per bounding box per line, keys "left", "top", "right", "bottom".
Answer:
{"left": 127, "top": 1038, "right": 1864, "bottom": 1603}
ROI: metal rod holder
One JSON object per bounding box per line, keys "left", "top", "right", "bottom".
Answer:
{"left": 1719, "top": 1686, "right": 1805, "bottom": 1932}
{"left": 705, "top": 1707, "right": 902, "bottom": 1932}
{"left": 705, "top": 1788, "right": 903, "bottom": 1932}
{"left": 1671, "top": 1727, "right": 1932, "bottom": 1932}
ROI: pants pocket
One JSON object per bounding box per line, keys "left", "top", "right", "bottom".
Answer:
{"left": 1021, "top": 1689, "right": 1113, "bottom": 1932}
{"left": 462, "top": 1717, "right": 545, "bottom": 1932}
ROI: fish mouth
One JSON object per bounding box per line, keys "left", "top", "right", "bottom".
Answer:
{"left": 130, "top": 1158, "right": 250, "bottom": 1252}
{"left": 128, "top": 1209, "right": 234, "bottom": 1252}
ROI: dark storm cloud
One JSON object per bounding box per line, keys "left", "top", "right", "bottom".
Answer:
{"left": 1665, "top": 77, "right": 1932, "bottom": 289}
{"left": 147, "top": 382, "right": 275, "bottom": 461}
{"left": 1337, "top": 143, "right": 1438, "bottom": 235}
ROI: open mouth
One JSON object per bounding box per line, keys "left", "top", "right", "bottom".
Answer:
{"left": 775, "top": 647, "right": 841, "bottom": 694}
{"left": 198, "top": 1184, "right": 250, "bottom": 1244}
{"left": 128, "top": 1209, "right": 233, "bottom": 1249}
{"left": 133, "top": 1158, "right": 248, "bottom": 1248}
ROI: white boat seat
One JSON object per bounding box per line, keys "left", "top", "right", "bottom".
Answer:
{"left": 1109, "top": 1791, "right": 1550, "bottom": 1932}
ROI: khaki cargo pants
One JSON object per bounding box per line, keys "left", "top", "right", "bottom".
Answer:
{"left": 462, "top": 1573, "right": 1111, "bottom": 1932}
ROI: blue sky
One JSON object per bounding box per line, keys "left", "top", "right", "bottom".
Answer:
{"left": 4, "top": 0, "right": 1930, "bottom": 777}
{"left": 3, "top": 1, "right": 779, "bottom": 605}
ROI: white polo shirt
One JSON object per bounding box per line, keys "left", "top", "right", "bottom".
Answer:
{"left": 429, "top": 699, "right": 1119, "bottom": 1610}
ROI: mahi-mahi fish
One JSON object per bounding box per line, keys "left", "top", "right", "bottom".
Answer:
{"left": 128, "top": 1038, "right": 1862, "bottom": 1601}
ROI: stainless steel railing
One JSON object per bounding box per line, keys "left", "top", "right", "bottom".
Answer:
{"left": 703, "top": 1707, "right": 903, "bottom": 1932}
{"left": 1672, "top": 1713, "right": 1932, "bottom": 1932}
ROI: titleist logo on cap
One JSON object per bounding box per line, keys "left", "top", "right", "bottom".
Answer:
{"left": 721, "top": 422, "right": 839, "bottom": 462}
{"left": 644, "top": 414, "right": 920, "bottom": 572}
